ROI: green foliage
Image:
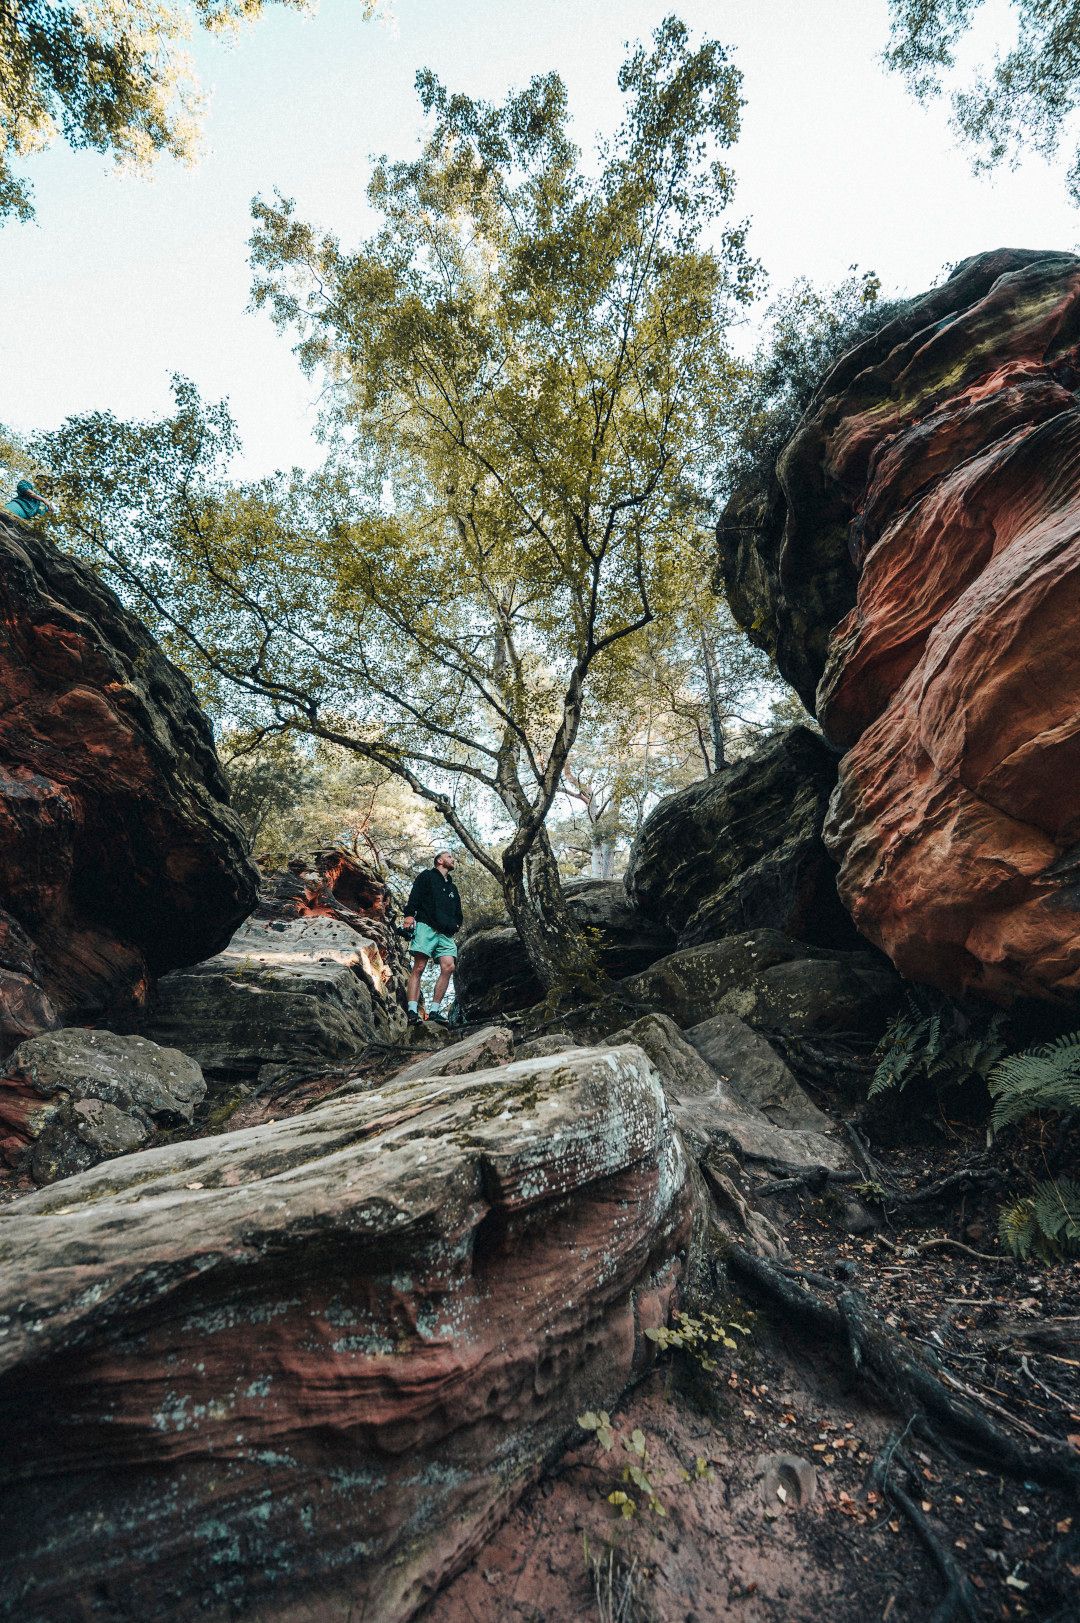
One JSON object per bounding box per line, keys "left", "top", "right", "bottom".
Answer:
{"left": 716, "top": 270, "right": 907, "bottom": 510}
{"left": 0, "top": 0, "right": 382, "bottom": 222}
{"left": 998, "top": 1178, "right": 1080, "bottom": 1262}
{"left": 644, "top": 1307, "right": 749, "bottom": 1375}
{"left": 36, "top": 19, "right": 768, "bottom": 998}
{"left": 869, "top": 990, "right": 1008, "bottom": 1101}
{"left": 988, "top": 1029, "right": 1080, "bottom": 1132}
{"left": 884, "top": 1, "right": 1080, "bottom": 204}
{"left": 576, "top": 1407, "right": 714, "bottom": 1521}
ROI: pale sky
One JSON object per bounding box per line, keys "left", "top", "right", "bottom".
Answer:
{"left": 2, "top": 0, "right": 1078, "bottom": 477}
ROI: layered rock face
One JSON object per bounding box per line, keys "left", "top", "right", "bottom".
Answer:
{"left": 0, "top": 515, "right": 258, "bottom": 1057}
{"left": 145, "top": 848, "right": 408, "bottom": 1082}
{"left": 0, "top": 1045, "right": 697, "bottom": 1621}
{"left": 456, "top": 877, "right": 673, "bottom": 1019}
{"left": 626, "top": 726, "right": 856, "bottom": 948}
{"left": 718, "top": 250, "right": 1080, "bottom": 1005}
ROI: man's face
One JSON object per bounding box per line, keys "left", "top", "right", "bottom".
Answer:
{"left": 436, "top": 855, "right": 455, "bottom": 874}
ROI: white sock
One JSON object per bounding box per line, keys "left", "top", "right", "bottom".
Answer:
{"left": 408, "top": 1000, "right": 418, "bottom": 1013}
{"left": 430, "top": 1001, "right": 442, "bottom": 1013}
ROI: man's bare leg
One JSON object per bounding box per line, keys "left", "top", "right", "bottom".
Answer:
{"left": 432, "top": 954, "right": 455, "bottom": 1007}
{"left": 407, "top": 953, "right": 429, "bottom": 1006}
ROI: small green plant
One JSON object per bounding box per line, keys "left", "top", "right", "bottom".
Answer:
{"left": 988, "top": 1029, "right": 1080, "bottom": 1131}
{"left": 869, "top": 990, "right": 1008, "bottom": 1100}
{"left": 998, "top": 1177, "right": 1080, "bottom": 1262}
{"left": 643, "top": 1308, "right": 749, "bottom": 1374}
{"left": 576, "top": 1410, "right": 714, "bottom": 1520}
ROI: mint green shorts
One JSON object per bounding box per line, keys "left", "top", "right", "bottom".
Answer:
{"left": 411, "top": 922, "right": 457, "bottom": 961}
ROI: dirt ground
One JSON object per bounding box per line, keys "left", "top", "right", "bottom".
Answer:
{"left": 428, "top": 1117, "right": 1080, "bottom": 1623}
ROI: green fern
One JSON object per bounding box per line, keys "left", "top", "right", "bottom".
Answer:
{"left": 869, "top": 991, "right": 1007, "bottom": 1100}
{"left": 988, "top": 1030, "right": 1080, "bottom": 1132}
{"left": 998, "top": 1177, "right": 1080, "bottom": 1261}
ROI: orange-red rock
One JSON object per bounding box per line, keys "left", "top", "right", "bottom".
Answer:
{"left": 0, "top": 515, "right": 258, "bottom": 1056}
{"left": 720, "top": 250, "right": 1080, "bottom": 1005}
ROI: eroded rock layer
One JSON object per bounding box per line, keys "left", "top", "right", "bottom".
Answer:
{"left": 0, "top": 1044, "right": 697, "bottom": 1622}
{"left": 0, "top": 515, "right": 258, "bottom": 1056}
{"left": 720, "top": 250, "right": 1080, "bottom": 1005}
{"left": 625, "top": 727, "right": 856, "bottom": 949}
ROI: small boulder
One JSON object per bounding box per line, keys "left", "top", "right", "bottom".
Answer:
{"left": 684, "top": 1013, "right": 832, "bottom": 1132}
{"left": 144, "top": 916, "right": 381, "bottom": 1086}
{"left": 389, "top": 1025, "right": 513, "bottom": 1085}
{"left": 626, "top": 727, "right": 857, "bottom": 948}
{"left": 716, "top": 954, "right": 901, "bottom": 1042}
{"left": 0, "top": 1028, "right": 205, "bottom": 1184}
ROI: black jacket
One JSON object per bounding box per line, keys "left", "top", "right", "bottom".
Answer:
{"left": 405, "top": 867, "right": 463, "bottom": 936}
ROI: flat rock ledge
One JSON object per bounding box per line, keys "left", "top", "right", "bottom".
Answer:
{"left": 0, "top": 1044, "right": 699, "bottom": 1623}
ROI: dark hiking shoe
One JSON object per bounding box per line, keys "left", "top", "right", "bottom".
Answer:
{"left": 407, "top": 1009, "right": 421, "bottom": 1026}
{"left": 428, "top": 1009, "right": 449, "bottom": 1025}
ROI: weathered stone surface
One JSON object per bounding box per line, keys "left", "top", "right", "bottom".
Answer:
{"left": 513, "top": 1032, "right": 576, "bottom": 1061}
{"left": 0, "top": 1028, "right": 205, "bottom": 1184}
{"left": 720, "top": 249, "right": 1080, "bottom": 1005}
{"left": 684, "top": 1013, "right": 832, "bottom": 1133}
{"left": 618, "top": 929, "right": 829, "bottom": 1031}
{"left": 626, "top": 727, "right": 856, "bottom": 948}
{"left": 455, "top": 878, "right": 674, "bottom": 1019}
{"left": 0, "top": 514, "right": 258, "bottom": 1058}
{"left": 144, "top": 915, "right": 383, "bottom": 1085}
{"left": 617, "top": 1012, "right": 846, "bottom": 1174}
{"left": 384, "top": 1024, "right": 513, "bottom": 1086}
{"left": 0, "top": 1045, "right": 698, "bottom": 1621}
{"left": 713, "top": 954, "right": 901, "bottom": 1045}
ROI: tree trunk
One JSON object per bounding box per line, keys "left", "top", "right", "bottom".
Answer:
{"left": 502, "top": 829, "right": 609, "bottom": 1004}
{"left": 590, "top": 837, "right": 615, "bottom": 880}
{"left": 701, "top": 636, "right": 727, "bottom": 771}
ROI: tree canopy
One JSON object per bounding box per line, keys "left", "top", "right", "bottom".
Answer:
{"left": 30, "top": 16, "right": 765, "bottom": 997}
{"left": 885, "top": 0, "right": 1080, "bottom": 202}
{"left": 0, "top": 0, "right": 381, "bottom": 221}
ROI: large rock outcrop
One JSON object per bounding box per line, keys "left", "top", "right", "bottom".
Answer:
{"left": 456, "top": 877, "right": 674, "bottom": 1019}
{"left": 718, "top": 249, "right": 1080, "bottom": 1006}
{"left": 144, "top": 848, "right": 408, "bottom": 1083}
{"left": 0, "top": 1045, "right": 698, "bottom": 1621}
{"left": 0, "top": 515, "right": 258, "bottom": 1057}
{"left": 626, "top": 726, "right": 856, "bottom": 948}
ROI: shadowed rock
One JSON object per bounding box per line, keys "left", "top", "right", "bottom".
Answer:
{"left": 0, "top": 1044, "right": 699, "bottom": 1621}
{"left": 0, "top": 515, "right": 257, "bottom": 1058}
{"left": 456, "top": 877, "right": 674, "bottom": 1019}
{"left": 626, "top": 727, "right": 856, "bottom": 949}
{"left": 0, "top": 1028, "right": 205, "bottom": 1184}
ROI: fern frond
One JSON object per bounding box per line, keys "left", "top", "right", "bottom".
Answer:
{"left": 999, "top": 1177, "right": 1080, "bottom": 1261}
{"left": 988, "top": 1030, "right": 1080, "bottom": 1131}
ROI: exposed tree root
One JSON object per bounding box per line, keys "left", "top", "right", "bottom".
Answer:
{"left": 868, "top": 1435, "right": 979, "bottom": 1623}
{"left": 725, "top": 1244, "right": 1080, "bottom": 1496}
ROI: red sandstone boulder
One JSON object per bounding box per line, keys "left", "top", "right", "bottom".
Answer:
{"left": 719, "top": 250, "right": 1080, "bottom": 1006}
{"left": 0, "top": 514, "right": 258, "bottom": 1056}
{"left": 0, "top": 1043, "right": 699, "bottom": 1620}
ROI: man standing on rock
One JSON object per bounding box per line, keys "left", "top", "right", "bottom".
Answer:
{"left": 403, "top": 850, "right": 463, "bottom": 1025}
